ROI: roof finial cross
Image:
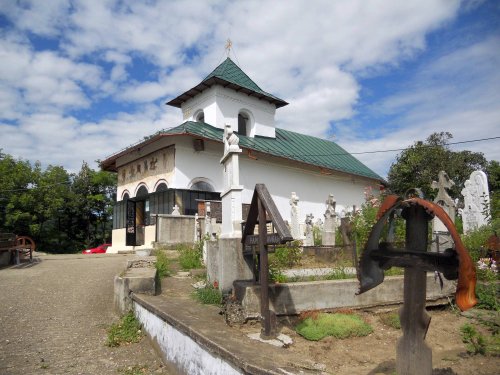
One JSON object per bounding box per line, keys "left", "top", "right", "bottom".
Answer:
{"left": 225, "top": 38, "right": 232, "bottom": 57}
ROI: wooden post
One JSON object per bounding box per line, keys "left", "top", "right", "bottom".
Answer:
{"left": 258, "top": 198, "right": 273, "bottom": 338}
{"left": 396, "top": 204, "right": 432, "bottom": 375}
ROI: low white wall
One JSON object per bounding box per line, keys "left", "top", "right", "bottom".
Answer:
{"left": 134, "top": 302, "right": 243, "bottom": 375}
{"left": 107, "top": 225, "right": 156, "bottom": 254}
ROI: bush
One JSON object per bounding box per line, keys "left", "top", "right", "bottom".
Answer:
{"left": 177, "top": 243, "right": 203, "bottom": 270}
{"left": 155, "top": 250, "right": 171, "bottom": 278}
{"left": 296, "top": 312, "right": 373, "bottom": 341}
{"left": 461, "top": 226, "right": 495, "bottom": 262}
{"left": 268, "top": 241, "right": 302, "bottom": 283}
{"left": 476, "top": 281, "right": 499, "bottom": 311}
{"left": 107, "top": 311, "right": 143, "bottom": 347}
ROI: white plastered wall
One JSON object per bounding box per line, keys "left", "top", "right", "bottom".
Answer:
{"left": 182, "top": 86, "right": 277, "bottom": 138}
{"left": 109, "top": 136, "right": 380, "bottom": 252}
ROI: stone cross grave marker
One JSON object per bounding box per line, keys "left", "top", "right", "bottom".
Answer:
{"left": 322, "top": 193, "right": 337, "bottom": 246}
{"left": 430, "top": 171, "right": 456, "bottom": 251}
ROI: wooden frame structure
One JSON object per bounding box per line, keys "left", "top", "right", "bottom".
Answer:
{"left": 241, "top": 184, "right": 293, "bottom": 339}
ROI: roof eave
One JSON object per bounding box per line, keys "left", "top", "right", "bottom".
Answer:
{"left": 166, "top": 77, "right": 288, "bottom": 109}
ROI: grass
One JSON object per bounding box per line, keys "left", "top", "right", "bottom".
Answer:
{"left": 155, "top": 250, "right": 171, "bottom": 278}
{"left": 177, "top": 243, "right": 203, "bottom": 270}
{"left": 296, "top": 312, "right": 373, "bottom": 341}
{"left": 379, "top": 311, "right": 401, "bottom": 329}
{"left": 192, "top": 284, "right": 223, "bottom": 305}
{"left": 107, "top": 311, "right": 144, "bottom": 347}
{"left": 325, "top": 266, "right": 355, "bottom": 280}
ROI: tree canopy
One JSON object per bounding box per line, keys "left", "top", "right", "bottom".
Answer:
{"left": 387, "top": 132, "right": 489, "bottom": 200}
{"left": 0, "top": 151, "right": 116, "bottom": 253}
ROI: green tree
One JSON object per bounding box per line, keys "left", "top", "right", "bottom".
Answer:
{"left": 485, "top": 160, "right": 499, "bottom": 225}
{"left": 0, "top": 152, "right": 35, "bottom": 234}
{"left": 0, "top": 151, "right": 116, "bottom": 253}
{"left": 70, "top": 162, "right": 116, "bottom": 249}
{"left": 387, "top": 132, "right": 487, "bottom": 199}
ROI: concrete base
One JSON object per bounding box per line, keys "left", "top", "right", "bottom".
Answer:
{"left": 114, "top": 266, "right": 158, "bottom": 314}
{"left": 234, "top": 273, "right": 456, "bottom": 316}
{"left": 206, "top": 238, "right": 253, "bottom": 293}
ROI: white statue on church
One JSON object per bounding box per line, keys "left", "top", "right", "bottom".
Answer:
{"left": 223, "top": 124, "right": 240, "bottom": 155}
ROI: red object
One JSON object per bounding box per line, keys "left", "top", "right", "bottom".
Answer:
{"left": 82, "top": 243, "right": 111, "bottom": 254}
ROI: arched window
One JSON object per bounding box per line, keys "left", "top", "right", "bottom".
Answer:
{"left": 195, "top": 110, "right": 205, "bottom": 123}
{"left": 238, "top": 112, "right": 248, "bottom": 135}
{"left": 136, "top": 185, "right": 149, "bottom": 198}
{"left": 155, "top": 182, "right": 168, "bottom": 192}
{"left": 122, "top": 191, "right": 130, "bottom": 201}
{"left": 190, "top": 181, "right": 215, "bottom": 192}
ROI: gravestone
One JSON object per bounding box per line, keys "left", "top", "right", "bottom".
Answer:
{"left": 304, "top": 214, "right": 314, "bottom": 246}
{"left": 289, "top": 192, "right": 303, "bottom": 240}
{"left": 322, "top": 193, "right": 337, "bottom": 246}
{"left": 430, "top": 171, "right": 456, "bottom": 251}
{"left": 461, "top": 170, "right": 490, "bottom": 234}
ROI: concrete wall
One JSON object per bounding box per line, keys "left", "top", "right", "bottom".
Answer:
{"left": 234, "top": 274, "right": 456, "bottom": 316}
{"left": 157, "top": 215, "right": 196, "bottom": 245}
{"left": 206, "top": 238, "right": 253, "bottom": 293}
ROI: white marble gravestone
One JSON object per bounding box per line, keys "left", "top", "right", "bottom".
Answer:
{"left": 461, "top": 170, "right": 490, "bottom": 234}
{"left": 322, "top": 194, "right": 337, "bottom": 246}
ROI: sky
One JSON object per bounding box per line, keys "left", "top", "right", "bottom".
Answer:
{"left": 0, "top": 0, "right": 499, "bottom": 179}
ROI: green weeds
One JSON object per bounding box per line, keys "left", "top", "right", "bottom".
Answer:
{"left": 192, "top": 284, "right": 223, "bottom": 305}
{"left": 117, "top": 365, "right": 149, "bottom": 375}
{"left": 107, "top": 311, "right": 143, "bottom": 347}
{"left": 155, "top": 250, "right": 171, "bottom": 278}
{"left": 177, "top": 243, "right": 203, "bottom": 270}
{"left": 296, "top": 312, "right": 373, "bottom": 341}
{"left": 379, "top": 311, "right": 401, "bottom": 329}
{"left": 460, "top": 323, "right": 487, "bottom": 355}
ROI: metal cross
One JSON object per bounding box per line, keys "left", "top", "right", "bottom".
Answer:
{"left": 225, "top": 38, "right": 232, "bottom": 56}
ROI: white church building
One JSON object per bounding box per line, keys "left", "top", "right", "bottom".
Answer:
{"left": 101, "top": 57, "right": 383, "bottom": 252}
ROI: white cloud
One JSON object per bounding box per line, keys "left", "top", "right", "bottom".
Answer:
{"left": 0, "top": 35, "right": 103, "bottom": 114}
{"left": 0, "top": 0, "right": 70, "bottom": 37}
{"left": 2, "top": 0, "right": 497, "bottom": 180}
{"left": 337, "top": 36, "right": 500, "bottom": 177}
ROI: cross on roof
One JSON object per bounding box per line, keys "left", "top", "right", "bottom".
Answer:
{"left": 225, "top": 38, "right": 232, "bottom": 57}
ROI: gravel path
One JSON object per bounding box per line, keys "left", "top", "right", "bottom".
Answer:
{"left": 0, "top": 254, "right": 170, "bottom": 375}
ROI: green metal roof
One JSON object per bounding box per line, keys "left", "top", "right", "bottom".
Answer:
{"left": 161, "top": 122, "right": 382, "bottom": 181}
{"left": 166, "top": 58, "right": 288, "bottom": 109}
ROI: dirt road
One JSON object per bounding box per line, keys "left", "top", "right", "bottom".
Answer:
{"left": 0, "top": 254, "right": 168, "bottom": 375}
